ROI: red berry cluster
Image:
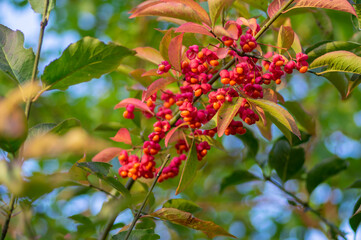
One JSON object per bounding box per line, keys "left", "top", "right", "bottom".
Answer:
{"left": 116, "top": 18, "right": 308, "bottom": 182}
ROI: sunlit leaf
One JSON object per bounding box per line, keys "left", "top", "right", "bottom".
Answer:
{"left": 268, "top": 0, "right": 357, "bottom": 18}
{"left": 220, "top": 170, "right": 260, "bottom": 193}
{"left": 42, "top": 37, "right": 134, "bottom": 90}
{"left": 163, "top": 199, "right": 201, "bottom": 213}
{"left": 160, "top": 29, "right": 176, "bottom": 62}
{"left": 165, "top": 122, "right": 188, "bottom": 147}
{"left": 134, "top": 47, "right": 164, "bottom": 65}
{"left": 175, "top": 22, "right": 213, "bottom": 37}
{"left": 306, "top": 41, "right": 361, "bottom": 63}
{"left": 277, "top": 25, "right": 294, "bottom": 53}
{"left": 309, "top": 51, "right": 361, "bottom": 75}
{"left": 208, "top": 0, "right": 233, "bottom": 28}
{"left": 247, "top": 98, "right": 301, "bottom": 141}
{"left": 29, "top": 0, "right": 56, "bottom": 15}
{"left": 130, "top": 0, "right": 211, "bottom": 26}
{"left": 0, "top": 25, "right": 35, "bottom": 84}
{"left": 147, "top": 208, "right": 236, "bottom": 238}
{"left": 306, "top": 158, "right": 348, "bottom": 193}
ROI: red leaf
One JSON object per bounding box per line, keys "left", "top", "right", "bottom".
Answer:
{"left": 110, "top": 128, "right": 132, "bottom": 145}
{"left": 160, "top": 29, "right": 176, "bottom": 62}
{"left": 142, "top": 77, "right": 178, "bottom": 102}
{"left": 216, "top": 47, "right": 228, "bottom": 59}
{"left": 168, "top": 34, "right": 184, "bottom": 72}
{"left": 130, "top": 0, "right": 211, "bottom": 26}
{"left": 217, "top": 97, "right": 244, "bottom": 137}
{"left": 92, "top": 147, "right": 123, "bottom": 162}
{"left": 165, "top": 122, "right": 189, "bottom": 147}
{"left": 141, "top": 69, "right": 159, "bottom": 77}
{"left": 114, "top": 98, "right": 153, "bottom": 115}
{"left": 267, "top": 0, "right": 357, "bottom": 18}
{"left": 225, "top": 22, "right": 239, "bottom": 40}
{"left": 175, "top": 22, "right": 214, "bottom": 37}
{"left": 236, "top": 18, "right": 258, "bottom": 35}
{"left": 134, "top": 47, "right": 164, "bottom": 65}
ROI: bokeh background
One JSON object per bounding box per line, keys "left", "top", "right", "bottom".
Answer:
{"left": 1, "top": 0, "right": 361, "bottom": 239}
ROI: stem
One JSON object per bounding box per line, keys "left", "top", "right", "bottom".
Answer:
{"left": 254, "top": 0, "right": 295, "bottom": 41}
{"left": 124, "top": 154, "right": 170, "bottom": 240}
{"left": 97, "top": 178, "right": 135, "bottom": 240}
{"left": 265, "top": 176, "right": 346, "bottom": 239}
{"left": 25, "top": 0, "right": 50, "bottom": 119}
{"left": 1, "top": 195, "right": 16, "bottom": 240}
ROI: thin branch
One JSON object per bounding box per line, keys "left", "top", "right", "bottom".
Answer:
{"left": 1, "top": 195, "right": 16, "bottom": 240}
{"left": 124, "top": 154, "right": 171, "bottom": 240}
{"left": 25, "top": 0, "right": 50, "bottom": 119}
{"left": 264, "top": 176, "right": 347, "bottom": 240}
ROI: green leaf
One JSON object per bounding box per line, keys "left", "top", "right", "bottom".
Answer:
{"left": 95, "top": 122, "right": 126, "bottom": 131}
{"left": 347, "top": 73, "right": 361, "bottom": 98}
{"left": 236, "top": 127, "right": 259, "bottom": 158}
{"left": 306, "top": 41, "right": 361, "bottom": 63}
{"left": 269, "top": 139, "right": 305, "bottom": 182}
{"left": 220, "top": 170, "right": 260, "bottom": 193}
{"left": 350, "top": 196, "right": 361, "bottom": 232}
{"left": 112, "top": 229, "right": 160, "bottom": 240}
{"left": 322, "top": 72, "right": 348, "bottom": 99}
{"left": 28, "top": 0, "right": 56, "bottom": 15}
{"left": 241, "top": 0, "right": 268, "bottom": 11}
{"left": 42, "top": 37, "right": 134, "bottom": 90}
{"left": 348, "top": 179, "right": 361, "bottom": 189}
{"left": 69, "top": 214, "right": 93, "bottom": 226}
{"left": 208, "top": 0, "right": 233, "bottom": 28}
{"left": 135, "top": 218, "right": 156, "bottom": 230}
{"left": 176, "top": 141, "right": 199, "bottom": 194}
{"left": 102, "top": 176, "right": 130, "bottom": 198}
{"left": 306, "top": 158, "right": 348, "bottom": 194}
{"left": 282, "top": 101, "right": 316, "bottom": 135}
{"left": 247, "top": 98, "right": 301, "bottom": 142}
{"left": 309, "top": 50, "right": 361, "bottom": 75}
{"left": 68, "top": 156, "right": 88, "bottom": 184}
{"left": 50, "top": 118, "right": 81, "bottom": 135}
{"left": 163, "top": 199, "right": 202, "bottom": 214}
{"left": 77, "top": 162, "right": 111, "bottom": 177}
{"left": 354, "top": 4, "right": 361, "bottom": 30}
{"left": 28, "top": 123, "right": 56, "bottom": 139}
{"left": 277, "top": 25, "right": 294, "bottom": 53}
{"left": 159, "top": 29, "right": 175, "bottom": 62}
{"left": 148, "top": 208, "right": 236, "bottom": 238}
{"left": 0, "top": 25, "right": 35, "bottom": 84}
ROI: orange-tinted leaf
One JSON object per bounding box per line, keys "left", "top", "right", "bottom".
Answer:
{"left": 248, "top": 98, "right": 301, "bottom": 141}
{"left": 217, "top": 97, "right": 244, "bottom": 137}
{"left": 160, "top": 29, "right": 175, "bottom": 62}
{"left": 176, "top": 140, "right": 197, "bottom": 194}
{"left": 277, "top": 25, "right": 294, "bottom": 52}
{"left": 165, "top": 122, "right": 189, "bottom": 147}
{"left": 168, "top": 34, "right": 184, "bottom": 72}
{"left": 130, "top": 69, "right": 153, "bottom": 87}
{"left": 130, "top": 0, "right": 211, "bottom": 26}
{"left": 213, "top": 25, "right": 231, "bottom": 38}
{"left": 208, "top": 0, "right": 233, "bottom": 28}
{"left": 175, "top": 22, "right": 214, "bottom": 37}
{"left": 114, "top": 98, "right": 153, "bottom": 115}
{"left": 134, "top": 47, "right": 164, "bottom": 65}
{"left": 110, "top": 128, "right": 132, "bottom": 145}
{"left": 263, "top": 88, "right": 278, "bottom": 103}
{"left": 142, "top": 77, "right": 178, "bottom": 101}
{"left": 236, "top": 17, "right": 258, "bottom": 35}
{"left": 292, "top": 32, "right": 303, "bottom": 53}
{"left": 225, "top": 22, "right": 240, "bottom": 39}
{"left": 92, "top": 147, "right": 123, "bottom": 163}
{"left": 148, "top": 208, "right": 236, "bottom": 238}
{"left": 268, "top": 0, "right": 357, "bottom": 18}
{"left": 257, "top": 119, "right": 272, "bottom": 141}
